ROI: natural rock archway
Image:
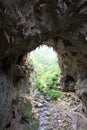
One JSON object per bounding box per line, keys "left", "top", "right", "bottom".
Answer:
{"left": 0, "top": 0, "right": 87, "bottom": 129}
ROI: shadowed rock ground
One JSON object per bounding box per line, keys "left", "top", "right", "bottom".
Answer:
{"left": 31, "top": 92, "right": 87, "bottom": 130}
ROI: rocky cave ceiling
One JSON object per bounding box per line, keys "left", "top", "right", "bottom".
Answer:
{"left": 0, "top": 0, "right": 87, "bottom": 82}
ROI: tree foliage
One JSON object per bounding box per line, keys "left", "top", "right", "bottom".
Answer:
{"left": 28, "top": 45, "right": 61, "bottom": 100}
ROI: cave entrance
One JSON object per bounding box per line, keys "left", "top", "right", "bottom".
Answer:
{"left": 27, "top": 45, "right": 61, "bottom": 100}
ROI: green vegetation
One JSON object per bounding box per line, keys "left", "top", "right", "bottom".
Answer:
{"left": 28, "top": 45, "right": 61, "bottom": 100}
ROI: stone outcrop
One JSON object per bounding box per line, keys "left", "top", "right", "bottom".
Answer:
{"left": 0, "top": 74, "right": 14, "bottom": 130}
{"left": 0, "top": 59, "right": 38, "bottom": 130}
{"left": 0, "top": 0, "right": 87, "bottom": 129}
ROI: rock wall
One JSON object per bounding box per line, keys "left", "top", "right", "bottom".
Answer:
{"left": 0, "top": 0, "right": 87, "bottom": 129}
{"left": 0, "top": 73, "right": 14, "bottom": 130}
{"left": 0, "top": 58, "right": 38, "bottom": 130}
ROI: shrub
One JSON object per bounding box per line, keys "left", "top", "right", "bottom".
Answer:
{"left": 28, "top": 46, "right": 61, "bottom": 100}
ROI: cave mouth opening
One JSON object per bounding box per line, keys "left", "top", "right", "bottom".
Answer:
{"left": 27, "top": 45, "right": 61, "bottom": 100}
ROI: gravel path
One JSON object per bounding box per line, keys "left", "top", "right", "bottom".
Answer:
{"left": 32, "top": 92, "right": 87, "bottom": 130}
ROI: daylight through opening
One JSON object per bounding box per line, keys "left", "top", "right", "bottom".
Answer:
{"left": 27, "top": 45, "right": 61, "bottom": 100}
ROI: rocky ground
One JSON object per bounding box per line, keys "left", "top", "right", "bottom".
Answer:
{"left": 31, "top": 91, "right": 87, "bottom": 130}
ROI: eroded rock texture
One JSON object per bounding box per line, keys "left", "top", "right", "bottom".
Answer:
{"left": 0, "top": 0, "right": 87, "bottom": 129}
{"left": 0, "top": 74, "right": 14, "bottom": 129}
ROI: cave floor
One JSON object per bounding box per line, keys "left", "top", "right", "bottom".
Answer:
{"left": 31, "top": 92, "right": 87, "bottom": 130}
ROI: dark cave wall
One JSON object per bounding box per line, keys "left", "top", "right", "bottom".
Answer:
{"left": 0, "top": 64, "right": 38, "bottom": 130}
{"left": 0, "top": 0, "right": 87, "bottom": 129}
{"left": 0, "top": 66, "right": 24, "bottom": 130}
{"left": 0, "top": 73, "right": 14, "bottom": 130}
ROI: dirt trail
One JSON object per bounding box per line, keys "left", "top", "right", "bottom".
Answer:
{"left": 32, "top": 92, "right": 87, "bottom": 130}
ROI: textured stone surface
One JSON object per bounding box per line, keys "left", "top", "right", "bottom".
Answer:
{"left": 0, "top": 0, "right": 87, "bottom": 129}
{"left": 0, "top": 73, "right": 14, "bottom": 130}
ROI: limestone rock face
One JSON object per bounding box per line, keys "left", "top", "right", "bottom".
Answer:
{"left": 0, "top": 0, "right": 87, "bottom": 129}
{"left": 0, "top": 73, "right": 14, "bottom": 130}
